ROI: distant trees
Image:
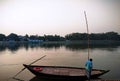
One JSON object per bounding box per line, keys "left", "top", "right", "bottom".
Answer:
{"left": 7, "top": 33, "right": 20, "bottom": 41}
{"left": 0, "top": 33, "right": 65, "bottom": 42}
{"left": 29, "top": 35, "right": 39, "bottom": 40}
{"left": 0, "top": 34, "right": 6, "bottom": 41}
{"left": 0, "top": 31, "right": 120, "bottom": 42}
{"left": 105, "top": 32, "right": 120, "bottom": 40}
{"left": 65, "top": 31, "right": 120, "bottom": 41}
{"left": 65, "top": 33, "right": 88, "bottom": 40}
{"left": 44, "top": 35, "right": 65, "bottom": 41}
{"left": 28, "top": 35, "right": 65, "bottom": 41}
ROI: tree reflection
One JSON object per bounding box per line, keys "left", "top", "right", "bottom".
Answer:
{"left": 40, "top": 43, "right": 63, "bottom": 49}
{"left": 0, "top": 42, "right": 120, "bottom": 52}
{"left": 65, "top": 43, "right": 120, "bottom": 51}
{"left": 0, "top": 45, "right": 6, "bottom": 52}
{"left": 7, "top": 42, "right": 20, "bottom": 52}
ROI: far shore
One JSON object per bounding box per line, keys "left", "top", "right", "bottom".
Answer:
{"left": 0, "top": 40, "right": 120, "bottom": 45}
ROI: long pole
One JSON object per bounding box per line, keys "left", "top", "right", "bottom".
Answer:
{"left": 84, "top": 11, "right": 90, "bottom": 60}
{"left": 13, "top": 55, "right": 46, "bottom": 78}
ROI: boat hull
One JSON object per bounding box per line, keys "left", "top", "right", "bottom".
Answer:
{"left": 23, "top": 64, "right": 109, "bottom": 80}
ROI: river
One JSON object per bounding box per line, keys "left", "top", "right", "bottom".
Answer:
{"left": 0, "top": 42, "right": 120, "bottom": 81}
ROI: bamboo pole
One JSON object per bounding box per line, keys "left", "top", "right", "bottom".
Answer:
{"left": 13, "top": 55, "right": 46, "bottom": 78}
{"left": 84, "top": 11, "right": 90, "bottom": 60}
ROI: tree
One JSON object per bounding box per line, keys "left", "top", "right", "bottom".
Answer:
{"left": 29, "top": 35, "right": 39, "bottom": 40}
{"left": 65, "top": 33, "right": 87, "bottom": 40}
{"left": 44, "top": 35, "right": 65, "bottom": 41}
{"left": 105, "top": 31, "right": 119, "bottom": 40}
{"left": 0, "top": 34, "right": 6, "bottom": 41}
{"left": 24, "top": 34, "right": 29, "bottom": 41}
{"left": 65, "top": 32, "right": 120, "bottom": 41}
{"left": 7, "top": 33, "right": 20, "bottom": 41}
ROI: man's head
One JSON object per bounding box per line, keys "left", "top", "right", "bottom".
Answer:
{"left": 90, "top": 58, "right": 92, "bottom": 61}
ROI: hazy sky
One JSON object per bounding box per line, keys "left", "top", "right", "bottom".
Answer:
{"left": 0, "top": 0, "right": 120, "bottom": 36}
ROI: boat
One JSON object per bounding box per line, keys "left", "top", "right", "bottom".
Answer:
{"left": 23, "top": 64, "right": 109, "bottom": 80}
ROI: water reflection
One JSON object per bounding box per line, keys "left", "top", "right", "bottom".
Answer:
{"left": 65, "top": 44, "right": 120, "bottom": 51}
{"left": 0, "top": 42, "right": 120, "bottom": 80}
{"left": 11, "top": 77, "right": 101, "bottom": 81}
{"left": 29, "top": 76, "right": 101, "bottom": 81}
{"left": 7, "top": 43, "right": 20, "bottom": 52}
{"left": 41, "top": 44, "right": 63, "bottom": 50}
{"left": 29, "top": 76, "right": 78, "bottom": 81}
{"left": 0, "top": 42, "right": 120, "bottom": 52}
{"left": 0, "top": 42, "right": 63, "bottom": 52}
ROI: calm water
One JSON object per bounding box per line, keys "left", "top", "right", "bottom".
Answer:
{"left": 0, "top": 42, "right": 120, "bottom": 81}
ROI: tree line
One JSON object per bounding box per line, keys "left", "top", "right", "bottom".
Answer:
{"left": 65, "top": 31, "right": 120, "bottom": 41}
{"left": 0, "top": 31, "right": 120, "bottom": 41}
{"left": 0, "top": 33, "right": 65, "bottom": 41}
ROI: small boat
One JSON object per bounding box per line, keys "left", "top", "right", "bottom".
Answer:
{"left": 23, "top": 64, "right": 109, "bottom": 80}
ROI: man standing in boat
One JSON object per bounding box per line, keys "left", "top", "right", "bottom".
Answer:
{"left": 85, "top": 58, "right": 93, "bottom": 80}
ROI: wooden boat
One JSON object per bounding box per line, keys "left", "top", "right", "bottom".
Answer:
{"left": 23, "top": 64, "right": 109, "bottom": 80}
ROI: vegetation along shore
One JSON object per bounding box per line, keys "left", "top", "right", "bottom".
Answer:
{"left": 0, "top": 31, "right": 120, "bottom": 42}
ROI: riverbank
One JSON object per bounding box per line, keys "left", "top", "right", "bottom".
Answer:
{"left": 0, "top": 40, "right": 120, "bottom": 46}
{"left": 0, "top": 40, "right": 120, "bottom": 43}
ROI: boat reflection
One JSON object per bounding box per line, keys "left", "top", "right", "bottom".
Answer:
{"left": 29, "top": 76, "right": 102, "bottom": 81}
{"left": 29, "top": 76, "right": 82, "bottom": 81}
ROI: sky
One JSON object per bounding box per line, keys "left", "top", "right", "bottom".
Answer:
{"left": 0, "top": 0, "right": 120, "bottom": 36}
